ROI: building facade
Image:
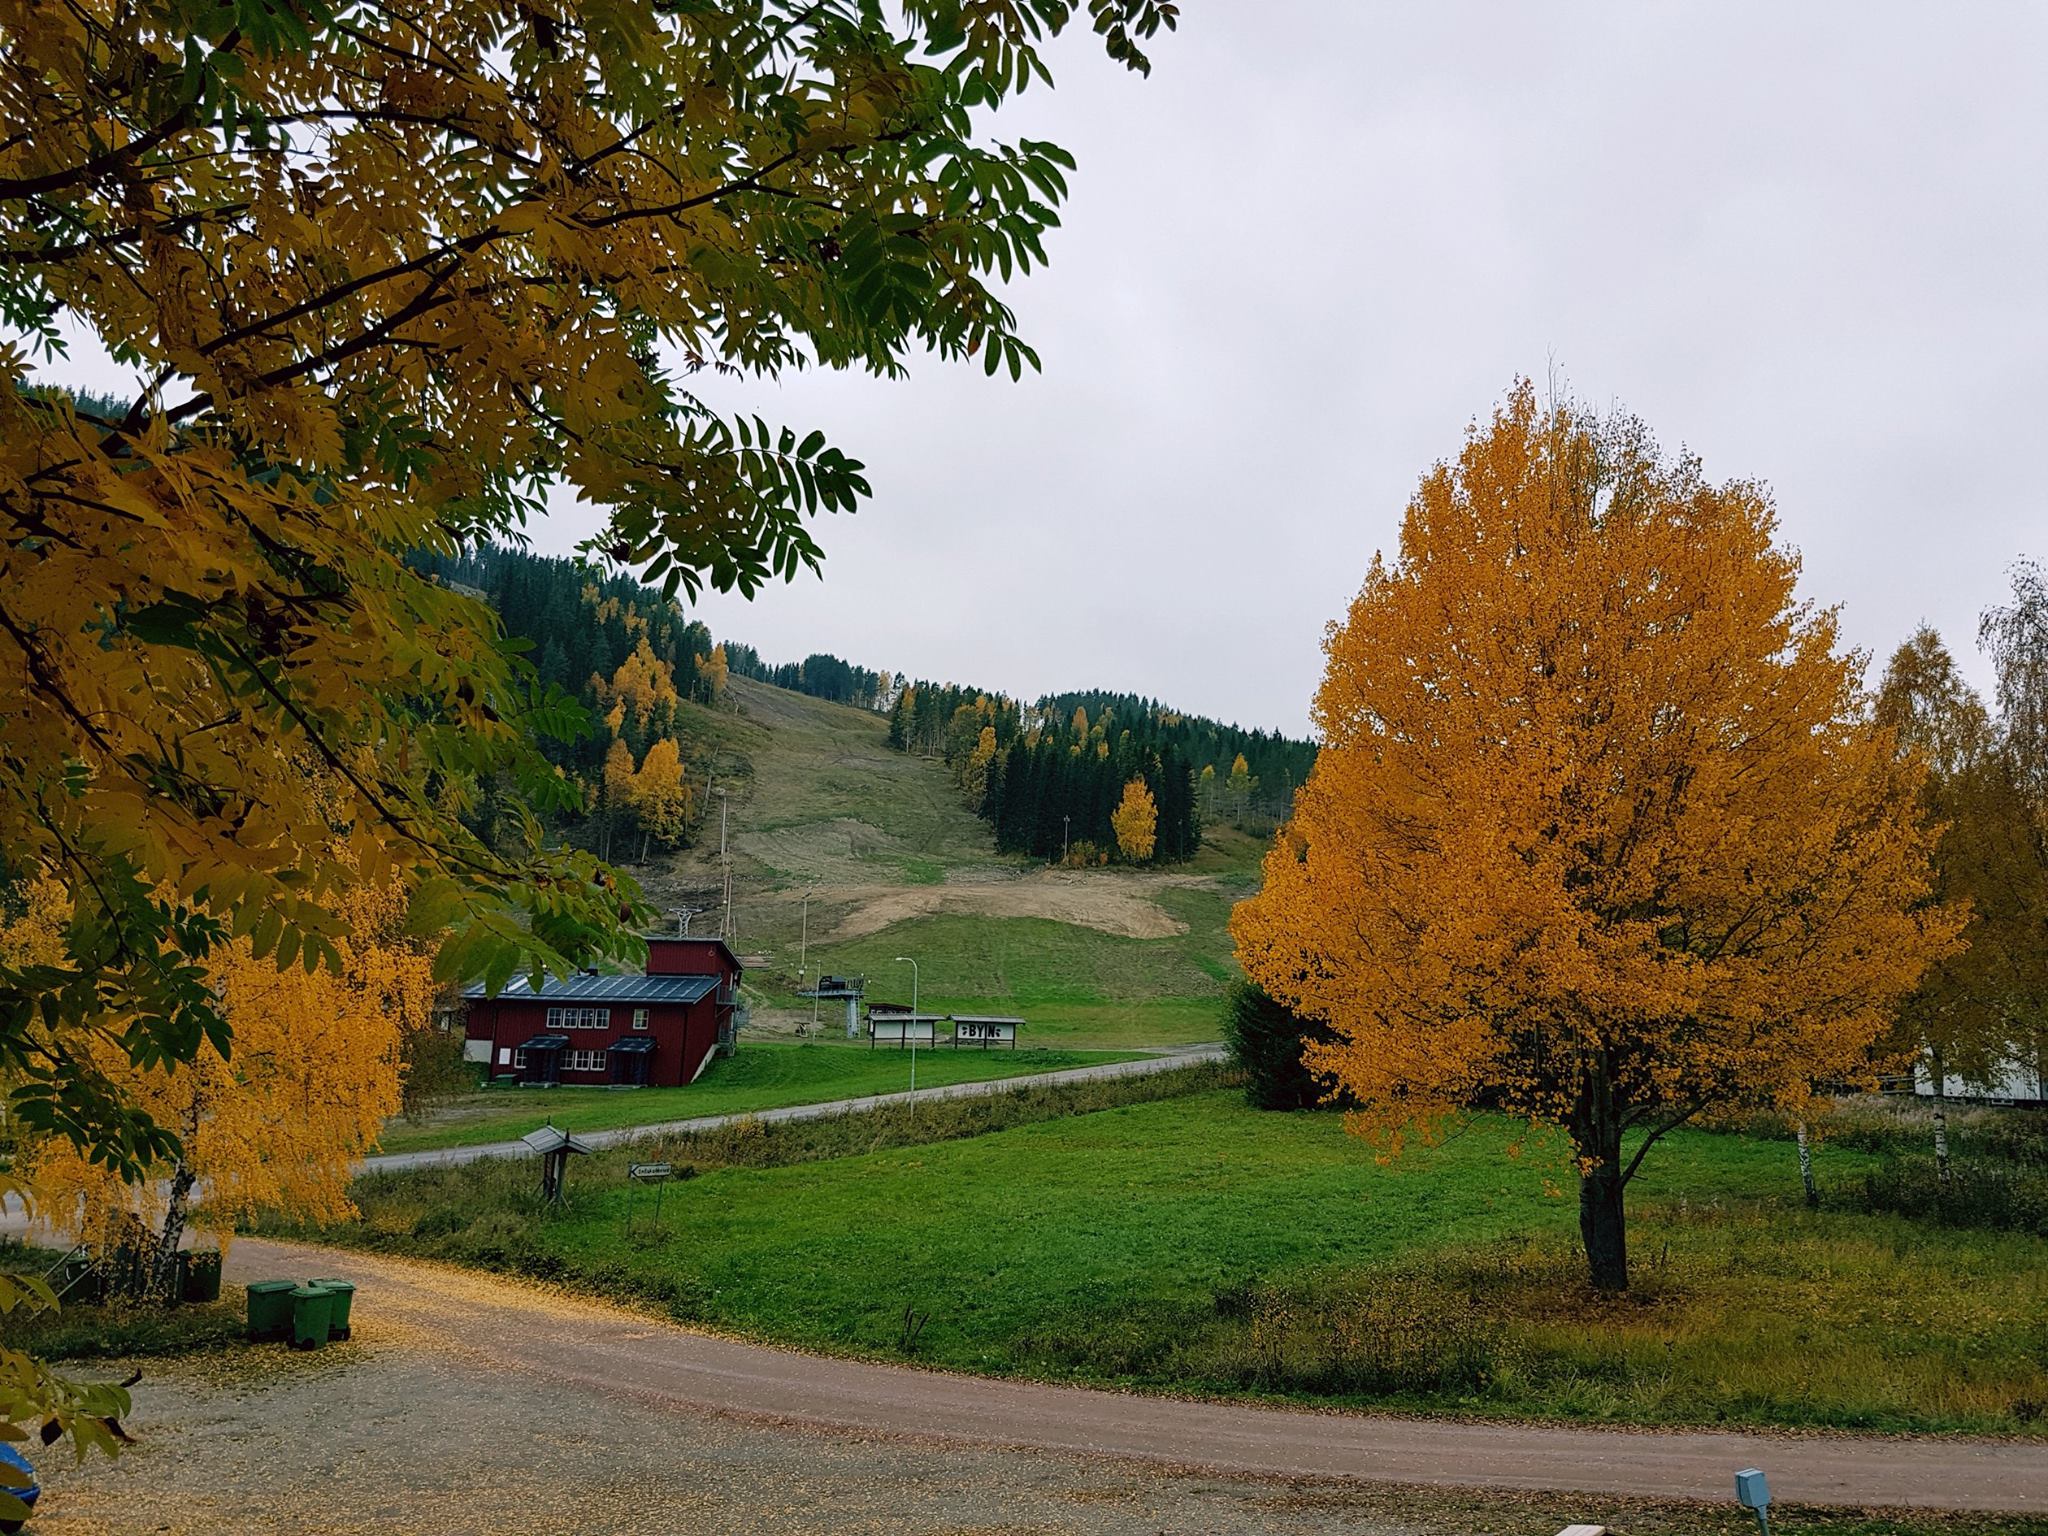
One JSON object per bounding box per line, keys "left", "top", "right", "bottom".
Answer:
{"left": 461, "top": 937, "right": 743, "bottom": 1088}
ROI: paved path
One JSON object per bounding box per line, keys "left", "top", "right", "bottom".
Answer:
{"left": 365, "top": 1044, "right": 1228, "bottom": 1173}
{"left": 225, "top": 1237, "right": 2048, "bottom": 1514}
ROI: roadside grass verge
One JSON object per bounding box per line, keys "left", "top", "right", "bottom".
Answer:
{"left": 11, "top": 1296, "right": 246, "bottom": 1361}
{"left": 288, "top": 1084, "right": 2048, "bottom": 1435}
{"left": 376, "top": 1038, "right": 1146, "bottom": 1155}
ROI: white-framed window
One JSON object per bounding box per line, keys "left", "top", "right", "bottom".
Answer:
{"left": 511, "top": 1048, "right": 526, "bottom": 1068}
{"left": 545, "top": 1006, "right": 610, "bottom": 1031}
{"left": 632, "top": 1007, "right": 650, "bottom": 1030}
{"left": 564, "top": 1048, "right": 607, "bottom": 1073}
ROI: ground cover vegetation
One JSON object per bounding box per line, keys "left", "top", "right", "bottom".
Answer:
{"left": 1234, "top": 381, "right": 1964, "bottom": 1293}
{"left": 375, "top": 1038, "right": 1145, "bottom": 1154}
{"left": 0, "top": 0, "right": 1178, "bottom": 1458}
{"left": 282, "top": 1077, "right": 2048, "bottom": 1436}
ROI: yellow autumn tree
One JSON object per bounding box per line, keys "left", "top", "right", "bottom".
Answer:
{"left": 1199, "top": 763, "right": 1218, "bottom": 822}
{"left": 696, "top": 644, "right": 731, "bottom": 702}
{"left": 23, "top": 869, "right": 437, "bottom": 1293}
{"left": 631, "top": 739, "right": 694, "bottom": 859}
{"left": 1226, "top": 753, "right": 1257, "bottom": 826}
{"left": 0, "top": 0, "right": 1175, "bottom": 1455}
{"left": 964, "top": 726, "right": 1001, "bottom": 811}
{"left": 1231, "top": 381, "right": 1960, "bottom": 1291}
{"left": 1111, "top": 778, "right": 1158, "bottom": 862}
{"left": 601, "top": 737, "right": 639, "bottom": 861}
{"left": 605, "top": 639, "right": 682, "bottom": 731}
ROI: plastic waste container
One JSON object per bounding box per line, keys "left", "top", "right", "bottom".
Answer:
{"left": 310, "top": 1277, "right": 355, "bottom": 1339}
{"left": 0, "top": 1440, "right": 39, "bottom": 1532}
{"left": 290, "top": 1284, "right": 336, "bottom": 1350}
{"left": 246, "top": 1279, "right": 298, "bottom": 1340}
{"left": 182, "top": 1250, "right": 223, "bottom": 1304}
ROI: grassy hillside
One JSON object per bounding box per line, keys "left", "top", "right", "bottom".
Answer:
{"left": 638, "top": 677, "right": 1265, "bottom": 1048}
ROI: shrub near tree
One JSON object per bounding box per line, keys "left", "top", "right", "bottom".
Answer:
{"left": 1221, "top": 980, "right": 1335, "bottom": 1110}
{"left": 1232, "top": 381, "right": 1962, "bottom": 1292}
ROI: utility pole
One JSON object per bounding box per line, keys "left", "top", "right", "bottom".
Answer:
{"left": 716, "top": 787, "right": 732, "bottom": 939}
{"left": 800, "top": 885, "right": 817, "bottom": 1035}
{"left": 1061, "top": 813, "right": 1070, "bottom": 866}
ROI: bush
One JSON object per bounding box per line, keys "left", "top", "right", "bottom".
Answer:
{"left": 1220, "top": 979, "right": 1336, "bottom": 1110}
{"left": 1836, "top": 1154, "right": 2048, "bottom": 1237}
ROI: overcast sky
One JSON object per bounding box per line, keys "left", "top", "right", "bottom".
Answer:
{"left": 49, "top": 4, "right": 2048, "bottom": 737}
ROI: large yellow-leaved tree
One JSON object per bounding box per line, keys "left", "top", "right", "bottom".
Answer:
{"left": 0, "top": 0, "right": 1175, "bottom": 1449}
{"left": 21, "top": 869, "right": 439, "bottom": 1293}
{"left": 1232, "top": 381, "right": 1960, "bottom": 1291}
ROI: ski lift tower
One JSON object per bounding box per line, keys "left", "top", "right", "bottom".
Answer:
{"left": 795, "top": 974, "right": 867, "bottom": 1039}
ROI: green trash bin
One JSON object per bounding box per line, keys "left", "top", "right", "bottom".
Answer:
{"left": 182, "top": 1250, "right": 223, "bottom": 1304}
{"left": 246, "top": 1279, "right": 297, "bottom": 1341}
{"left": 310, "top": 1278, "right": 355, "bottom": 1340}
{"left": 289, "top": 1284, "right": 335, "bottom": 1351}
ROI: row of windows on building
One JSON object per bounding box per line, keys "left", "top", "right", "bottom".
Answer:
{"left": 512, "top": 1047, "right": 610, "bottom": 1072}
{"left": 545, "top": 1006, "right": 650, "bottom": 1032}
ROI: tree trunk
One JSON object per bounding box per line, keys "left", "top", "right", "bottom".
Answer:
{"left": 1577, "top": 1160, "right": 1629, "bottom": 1292}
{"left": 1930, "top": 1048, "right": 1952, "bottom": 1187}
{"left": 1796, "top": 1120, "right": 1819, "bottom": 1208}
{"left": 153, "top": 1162, "right": 196, "bottom": 1305}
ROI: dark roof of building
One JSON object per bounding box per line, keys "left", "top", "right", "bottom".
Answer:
{"left": 516, "top": 1033, "right": 570, "bottom": 1051}
{"left": 608, "top": 1036, "right": 657, "bottom": 1054}
{"left": 950, "top": 1016, "right": 1027, "bottom": 1026}
{"left": 464, "top": 973, "right": 719, "bottom": 1005}
{"left": 645, "top": 934, "right": 742, "bottom": 972}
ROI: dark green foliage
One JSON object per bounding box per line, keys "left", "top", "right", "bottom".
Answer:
{"left": 725, "top": 646, "right": 887, "bottom": 707}
{"left": 1221, "top": 979, "right": 1335, "bottom": 1109}
{"left": 1828, "top": 1111, "right": 2048, "bottom": 1236}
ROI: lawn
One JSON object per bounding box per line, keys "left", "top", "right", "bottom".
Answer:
{"left": 375, "top": 1038, "right": 1144, "bottom": 1154}
{"left": 802, "top": 884, "right": 1242, "bottom": 1050}
{"left": 324, "top": 1086, "right": 2048, "bottom": 1435}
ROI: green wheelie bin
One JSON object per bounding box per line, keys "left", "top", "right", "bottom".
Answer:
{"left": 246, "top": 1279, "right": 298, "bottom": 1341}
{"left": 310, "top": 1277, "right": 355, "bottom": 1340}
{"left": 289, "top": 1284, "right": 336, "bottom": 1350}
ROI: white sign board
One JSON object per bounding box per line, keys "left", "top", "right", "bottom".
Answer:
{"left": 952, "top": 1018, "right": 1019, "bottom": 1046}
{"left": 870, "top": 1017, "right": 937, "bottom": 1046}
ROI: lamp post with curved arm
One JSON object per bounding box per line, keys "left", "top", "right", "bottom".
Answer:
{"left": 894, "top": 954, "right": 919, "bottom": 1098}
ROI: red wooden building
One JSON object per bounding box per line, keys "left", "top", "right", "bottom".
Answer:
{"left": 462, "top": 937, "right": 743, "bottom": 1087}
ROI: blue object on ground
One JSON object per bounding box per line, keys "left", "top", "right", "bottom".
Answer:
{"left": 0, "top": 1440, "right": 38, "bottom": 1531}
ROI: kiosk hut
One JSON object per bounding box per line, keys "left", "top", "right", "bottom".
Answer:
{"left": 866, "top": 1002, "right": 944, "bottom": 1048}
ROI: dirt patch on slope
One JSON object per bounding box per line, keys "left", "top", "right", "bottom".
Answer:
{"left": 826, "top": 869, "right": 1209, "bottom": 942}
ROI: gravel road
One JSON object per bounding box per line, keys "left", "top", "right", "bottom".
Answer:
{"left": 28, "top": 1235, "right": 2048, "bottom": 1532}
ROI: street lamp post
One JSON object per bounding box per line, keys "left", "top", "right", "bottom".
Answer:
{"left": 893, "top": 954, "right": 919, "bottom": 1098}
{"left": 800, "top": 885, "right": 817, "bottom": 1035}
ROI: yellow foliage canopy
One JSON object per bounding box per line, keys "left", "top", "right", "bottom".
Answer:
{"left": 23, "top": 871, "right": 438, "bottom": 1245}
{"left": 1230, "top": 382, "right": 1961, "bottom": 1288}
{"left": 1111, "top": 778, "right": 1158, "bottom": 863}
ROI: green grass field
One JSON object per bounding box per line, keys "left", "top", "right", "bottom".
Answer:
{"left": 376, "top": 1039, "right": 1144, "bottom": 1154}
{"left": 327, "top": 1085, "right": 2048, "bottom": 1434}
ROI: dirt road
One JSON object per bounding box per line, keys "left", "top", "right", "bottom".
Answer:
{"left": 143, "top": 1238, "right": 2043, "bottom": 1518}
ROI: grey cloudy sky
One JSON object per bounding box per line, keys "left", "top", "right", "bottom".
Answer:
{"left": 51, "top": 4, "right": 2048, "bottom": 738}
